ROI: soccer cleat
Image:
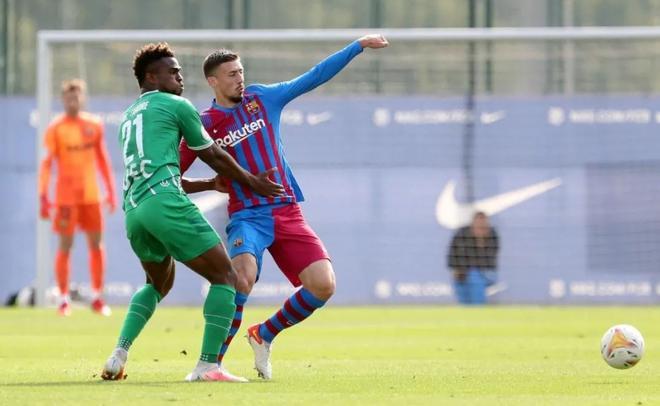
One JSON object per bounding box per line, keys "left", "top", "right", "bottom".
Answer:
{"left": 57, "top": 301, "right": 72, "bottom": 317}
{"left": 184, "top": 366, "right": 248, "bottom": 383}
{"left": 218, "top": 366, "right": 249, "bottom": 383}
{"left": 246, "top": 324, "right": 272, "bottom": 380}
{"left": 91, "top": 298, "right": 112, "bottom": 316}
{"left": 101, "top": 349, "right": 127, "bottom": 380}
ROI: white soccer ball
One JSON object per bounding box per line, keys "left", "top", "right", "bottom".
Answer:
{"left": 600, "top": 324, "right": 644, "bottom": 369}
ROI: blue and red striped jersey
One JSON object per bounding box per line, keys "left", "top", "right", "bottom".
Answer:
{"left": 180, "top": 40, "right": 363, "bottom": 214}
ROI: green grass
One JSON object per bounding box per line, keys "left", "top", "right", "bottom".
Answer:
{"left": 1, "top": 306, "right": 659, "bottom": 405}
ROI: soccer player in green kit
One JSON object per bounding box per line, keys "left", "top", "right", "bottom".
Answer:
{"left": 100, "top": 43, "right": 284, "bottom": 382}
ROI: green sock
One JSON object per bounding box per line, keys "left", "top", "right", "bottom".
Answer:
{"left": 200, "top": 284, "right": 236, "bottom": 362}
{"left": 116, "top": 284, "right": 162, "bottom": 351}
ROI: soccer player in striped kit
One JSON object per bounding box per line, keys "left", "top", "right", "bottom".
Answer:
{"left": 180, "top": 34, "right": 388, "bottom": 380}
{"left": 100, "top": 43, "right": 284, "bottom": 382}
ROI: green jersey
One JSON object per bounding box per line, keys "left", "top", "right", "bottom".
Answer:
{"left": 119, "top": 90, "right": 213, "bottom": 211}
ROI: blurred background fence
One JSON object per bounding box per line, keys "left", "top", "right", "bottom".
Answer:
{"left": 5, "top": 0, "right": 660, "bottom": 95}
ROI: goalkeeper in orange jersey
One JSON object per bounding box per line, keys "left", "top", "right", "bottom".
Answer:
{"left": 38, "top": 79, "right": 117, "bottom": 316}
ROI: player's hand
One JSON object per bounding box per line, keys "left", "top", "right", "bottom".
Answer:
{"left": 250, "top": 168, "right": 286, "bottom": 198}
{"left": 358, "top": 34, "right": 389, "bottom": 49}
{"left": 39, "top": 194, "right": 51, "bottom": 220}
{"left": 213, "top": 175, "right": 230, "bottom": 194}
{"left": 105, "top": 194, "right": 117, "bottom": 214}
{"left": 453, "top": 269, "right": 467, "bottom": 283}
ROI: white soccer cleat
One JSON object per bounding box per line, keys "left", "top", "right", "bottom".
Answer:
{"left": 185, "top": 365, "right": 248, "bottom": 383}
{"left": 101, "top": 348, "right": 127, "bottom": 380}
{"left": 57, "top": 301, "right": 72, "bottom": 317}
{"left": 246, "top": 324, "right": 272, "bottom": 380}
{"left": 218, "top": 366, "right": 249, "bottom": 383}
{"left": 91, "top": 298, "right": 112, "bottom": 317}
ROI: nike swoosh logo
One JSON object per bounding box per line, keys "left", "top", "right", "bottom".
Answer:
{"left": 191, "top": 193, "right": 228, "bottom": 214}
{"left": 306, "top": 112, "right": 332, "bottom": 126}
{"left": 435, "top": 178, "right": 562, "bottom": 229}
{"left": 248, "top": 327, "right": 263, "bottom": 344}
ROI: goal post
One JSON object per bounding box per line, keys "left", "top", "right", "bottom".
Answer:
{"left": 35, "top": 27, "right": 660, "bottom": 306}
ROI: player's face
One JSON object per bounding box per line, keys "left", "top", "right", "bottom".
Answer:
{"left": 150, "top": 57, "right": 184, "bottom": 96}
{"left": 61, "top": 89, "right": 84, "bottom": 117}
{"left": 210, "top": 59, "right": 244, "bottom": 104}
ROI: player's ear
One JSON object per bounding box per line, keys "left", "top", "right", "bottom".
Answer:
{"left": 206, "top": 76, "right": 218, "bottom": 88}
{"left": 144, "top": 71, "right": 155, "bottom": 86}
{"left": 144, "top": 64, "right": 161, "bottom": 87}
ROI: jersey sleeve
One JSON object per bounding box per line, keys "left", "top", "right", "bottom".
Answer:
{"left": 175, "top": 98, "right": 214, "bottom": 151}
{"left": 44, "top": 123, "right": 57, "bottom": 156}
{"left": 178, "top": 138, "right": 198, "bottom": 175}
{"left": 38, "top": 124, "right": 57, "bottom": 196}
{"left": 262, "top": 40, "right": 363, "bottom": 106}
{"left": 93, "top": 121, "right": 116, "bottom": 198}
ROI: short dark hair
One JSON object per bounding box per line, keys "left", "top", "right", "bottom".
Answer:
{"left": 203, "top": 49, "right": 239, "bottom": 77}
{"left": 133, "top": 42, "right": 175, "bottom": 86}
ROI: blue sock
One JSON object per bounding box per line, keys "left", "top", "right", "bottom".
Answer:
{"left": 259, "top": 288, "right": 326, "bottom": 343}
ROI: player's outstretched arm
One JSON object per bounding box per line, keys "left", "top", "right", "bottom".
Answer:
{"left": 270, "top": 34, "right": 388, "bottom": 105}
{"left": 196, "top": 144, "right": 284, "bottom": 197}
{"left": 358, "top": 34, "right": 389, "bottom": 49}
{"left": 180, "top": 175, "right": 229, "bottom": 194}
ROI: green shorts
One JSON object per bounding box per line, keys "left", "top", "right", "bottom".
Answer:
{"left": 124, "top": 191, "right": 221, "bottom": 263}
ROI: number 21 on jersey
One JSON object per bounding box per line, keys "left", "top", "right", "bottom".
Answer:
{"left": 121, "top": 113, "right": 153, "bottom": 190}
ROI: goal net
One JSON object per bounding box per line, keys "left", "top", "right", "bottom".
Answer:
{"left": 32, "top": 27, "right": 660, "bottom": 306}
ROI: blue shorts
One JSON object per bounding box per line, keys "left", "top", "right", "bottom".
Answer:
{"left": 226, "top": 203, "right": 330, "bottom": 286}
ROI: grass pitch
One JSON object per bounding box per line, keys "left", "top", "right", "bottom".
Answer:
{"left": 1, "top": 305, "right": 659, "bottom": 405}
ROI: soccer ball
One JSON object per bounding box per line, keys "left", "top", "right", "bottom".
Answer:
{"left": 600, "top": 324, "right": 644, "bottom": 369}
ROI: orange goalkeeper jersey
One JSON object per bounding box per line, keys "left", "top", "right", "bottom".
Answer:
{"left": 39, "top": 112, "right": 115, "bottom": 206}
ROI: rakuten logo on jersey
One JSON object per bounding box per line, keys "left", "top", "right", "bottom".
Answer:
{"left": 215, "top": 118, "right": 266, "bottom": 147}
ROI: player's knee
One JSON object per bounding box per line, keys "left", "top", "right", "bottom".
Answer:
{"left": 154, "top": 284, "right": 170, "bottom": 298}
{"left": 58, "top": 237, "right": 74, "bottom": 251}
{"left": 205, "top": 267, "right": 238, "bottom": 288}
{"left": 235, "top": 270, "right": 256, "bottom": 294}
{"left": 162, "top": 275, "right": 175, "bottom": 297}
{"left": 147, "top": 259, "right": 175, "bottom": 297}
{"left": 86, "top": 232, "right": 103, "bottom": 250}
{"left": 87, "top": 239, "right": 102, "bottom": 250}
{"left": 152, "top": 276, "right": 173, "bottom": 298}
{"left": 310, "top": 278, "right": 335, "bottom": 301}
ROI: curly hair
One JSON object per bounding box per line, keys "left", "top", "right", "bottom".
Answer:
{"left": 203, "top": 49, "right": 239, "bottom": 77}
{"left": 132, "top": 42, "right": 175, "bottom": 86}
